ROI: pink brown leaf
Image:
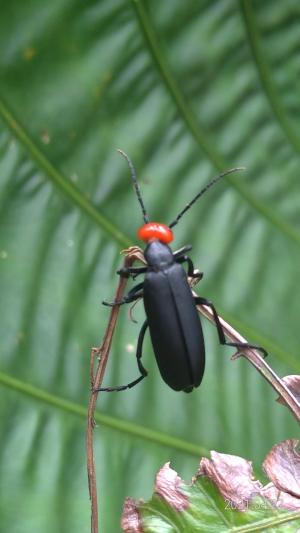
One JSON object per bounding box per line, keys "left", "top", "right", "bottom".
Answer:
{"left": 155, "top": 462, "right": 189, "bottom": 511}
{"left": 262, "top": 483, "right": 300, "bottom": 510}
{"left": 263, "top": 439, "right": 300, "bottom": 498}
{"left": 198, "top": 451, "right": 263, "bottom": 511}
{"left": 121, "top": 497, "right": 143, "bottom": 533}
{"left": 276, "top": 375, "right": 300, "bottom": 406}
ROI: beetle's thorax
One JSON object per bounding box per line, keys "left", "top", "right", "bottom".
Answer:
{"left": 144, "top": 240, "right": 174, "bottom": 269}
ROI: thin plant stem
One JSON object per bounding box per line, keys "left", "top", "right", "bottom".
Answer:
{"left": 86, "top": 247, "right": 145, "bottom": 533}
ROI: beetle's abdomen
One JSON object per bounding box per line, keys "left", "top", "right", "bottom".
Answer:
{"left": 143, "top": 263, "right": 205, "bottom": 391}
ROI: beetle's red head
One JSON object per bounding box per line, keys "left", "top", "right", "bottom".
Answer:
{"left": 137, "top": 222, "right": 174, "bottom": 244}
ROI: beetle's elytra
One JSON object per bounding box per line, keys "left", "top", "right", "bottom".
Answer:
{"left": 97, "top": 151, "right": 267, "bottom": 393}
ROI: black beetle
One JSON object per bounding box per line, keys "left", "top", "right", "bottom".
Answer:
{"left": 97, "top": 151, "right": 267, "bottom": 393}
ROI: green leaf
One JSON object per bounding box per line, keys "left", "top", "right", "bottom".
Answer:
{"left": 0, "top": 1, "right": 299, "bottom": 531}
{"left": 122, "top": 446, "right": 300, "bottom": 532}
{"left": 127, "top": 477, "right": 300, "bottom": 532}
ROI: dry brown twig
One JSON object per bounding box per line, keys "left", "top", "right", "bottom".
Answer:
{"left": 86, "top": 247, "right": 300, "bottom": 532}
{"left": 188, "top": 274, "right": 300, "bottom": 423}
{"left": 86, "top": 247, "right": 146, "bottom": 533}
{"left": 196, "top": 300, "right": 300, "bottom": 421}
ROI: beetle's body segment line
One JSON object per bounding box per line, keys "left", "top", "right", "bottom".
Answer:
{"left": 142, "top": 252, "right": 206, "bottom": 391}
{"left": 164, "top": 265, "right": 205, "bottom": 390}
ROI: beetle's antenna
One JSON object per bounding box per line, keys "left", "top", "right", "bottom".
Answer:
{"left": 169, "top": 167, "right": 246, "bottom": 229}
{"left": 117, "top": 149, "right": 149, "bottom": 224}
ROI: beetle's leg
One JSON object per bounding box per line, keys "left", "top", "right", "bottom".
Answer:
{"left": 194, "top": 296, "right": 268, "bottom": 358}
{"left": 117, "top": 266, "right": 148, "bottom": 279}
{"left": 173, "top": 245, "right": 192, "bottom": 258}
{"left": 173, "top": 246, "right": 203, "bottom": 279}
{"left": 94, "top": 320, "right": 149, "bottom": 392}
{"left": 103, "top": 282, "right": 144, "bottom": 307}
{"left": 176, "top": 255, "right": 203, "bottom": 280}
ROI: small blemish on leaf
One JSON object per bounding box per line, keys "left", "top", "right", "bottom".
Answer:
{"left": 126, "top": 343, "right": 135, "bottom": 354}
{"left": 40, "top": 130, "right": 51, "bottom": 144}
{"left": 23, "top": 47, "right": 37, "bottom": 60}
{"left": 70, "top": 173, "right": 79, "bottom": 183}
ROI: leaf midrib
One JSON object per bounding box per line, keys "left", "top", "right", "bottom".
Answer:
{"left": 0, "top": 98, "right": 131, "bottom": 248}
{"left": 0, "top": 370, "right": 207, "bottom": 457}
{"left": 130, "top": 0, "right": 300, "bottom": 247}
{"left": 239, "top": 0, "right": 300, "bottom": 155}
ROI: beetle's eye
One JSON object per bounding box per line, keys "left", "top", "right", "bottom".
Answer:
{"left": 137, "top": 222, "right": 173, "bottom": 243}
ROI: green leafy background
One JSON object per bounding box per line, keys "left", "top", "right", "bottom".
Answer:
{"left": 0, "top": 1, "right": 299, "bottom": 531}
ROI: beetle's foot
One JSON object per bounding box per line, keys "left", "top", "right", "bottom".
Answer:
{"left": 193, "top": 270, "right": 203, "bottom": 279}
{"left": 102, "top": 299, "right": 121, "bottom": 307}
{"left": 117, "top": 267, "right": 130, "bottom": 278}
